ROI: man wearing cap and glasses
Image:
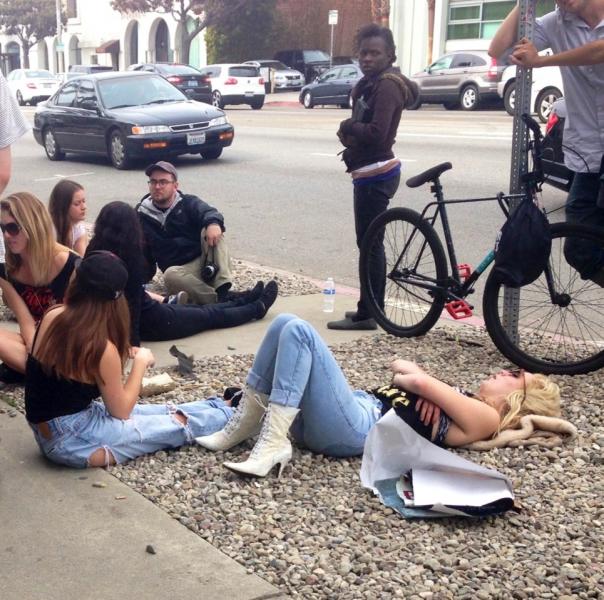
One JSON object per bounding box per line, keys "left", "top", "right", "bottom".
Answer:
{"left": 137, "top": 161, "right": 254, "bottom": 305}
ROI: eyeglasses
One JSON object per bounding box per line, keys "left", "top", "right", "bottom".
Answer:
{"left": 148, "top": 178, "right": 174, "bottom": 187}
{"left": 0, "top": 222, "right": 22, "bottom": 236}
{"left": 509, "top": 368, "right": 526, "bottom": 401}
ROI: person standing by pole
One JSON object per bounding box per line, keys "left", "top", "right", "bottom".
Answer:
{"left": 328, "top": 23, "right": 418, "bottom": 330}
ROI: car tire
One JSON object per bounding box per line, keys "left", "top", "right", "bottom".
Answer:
{"left": 250, "top": 97, "right": 264, "bottom": 110}
{"left": 443, "top": 101, "right": 459, "bottom": 110}
{"left": 212, "top": 91, "right": 224, "bottom": 109}
{"left": 16, "top": 90, "right": 25, "bottom": 106}
{"left": 108, "top": 130, "right": 131, "bottom": 170}
{"left": 200, "top": 148, "right": 223, "bottom": 160}
{"left": 535, "top": 87, "right": 562, "bottom": 123}
{"left": 302, "top": 91, "right": 314, "bottom": 109}
{"left": 460, "top": 84, "right": 480, "bottom": 111}
{"left": 503, "top": 82, "right": 516, "bottom": 116}
{"left": 43, "top": 128, "right": 65, "bottom": 161}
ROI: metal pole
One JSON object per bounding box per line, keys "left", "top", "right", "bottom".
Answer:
{"left": 502, "top": 0, "right": 535, "bottom": 340}
{"left": 55, "top": 0, "right": 63, "bottom": 72}
{"left": 330, "top": 24, "right": 334, "bottom": 68}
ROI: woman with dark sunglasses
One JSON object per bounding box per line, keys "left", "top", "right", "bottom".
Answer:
{"left": 197, "top": 314, "right": 561, "bottom": 478}
{"left": 0, "top": 192, "right": 78, "bottom": 382}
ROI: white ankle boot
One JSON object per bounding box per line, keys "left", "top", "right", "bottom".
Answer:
{"left": 223, "top": 404, "right": 299, "bottom": 478}
{"left": 195, "top": 385, "right": 268, "bottom": 451}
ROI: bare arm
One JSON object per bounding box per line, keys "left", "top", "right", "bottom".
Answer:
{"left": 392, "top": 372, "right": 500, "bottom": 445}
{"left": 489, "top": 4, "right": 520, "bottom": 59}
{"left": 390, "top": 359, "right": 425, "bottom": 376}
{"left": 97, "top": 343, "right": 154, "bottom": 420}
{"left": 0, "top": 145, "right": 11, "bottom": 195}
{"left": 0, "top": 278, "right": 36, "bottom": 350}
{"left": 513, "top": 38, "right": 604, "bottom": 67}
{"left": 73, "top": 233, "right": 88, "bottom": 257}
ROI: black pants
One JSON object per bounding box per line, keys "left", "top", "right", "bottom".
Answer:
{"left": 139, "top": 298, "right": 260, "bottom": 341}
{"left": 353, "top": 174, "right": 401, "bottom": 319}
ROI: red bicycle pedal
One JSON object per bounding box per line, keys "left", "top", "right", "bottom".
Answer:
{"left": 445, "top": 300, "right": 473, "bottom": 319}
{"left": 457, "top": 263, "right": 472, "bottom": 281}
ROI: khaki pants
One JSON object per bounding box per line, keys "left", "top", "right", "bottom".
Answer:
{"left": 163, "top": 229, "right": 232, "bottom": 305}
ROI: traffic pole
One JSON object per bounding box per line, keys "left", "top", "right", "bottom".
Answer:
{"left": 502, "top": 0, "right": 536, "bottom": 341}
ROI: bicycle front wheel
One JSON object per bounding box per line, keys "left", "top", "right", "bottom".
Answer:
{"left": 483, "top": 222, "right": 604, "bottom": 374}
{"left": 360, "top": 207, "right": 448, "bottom": 337}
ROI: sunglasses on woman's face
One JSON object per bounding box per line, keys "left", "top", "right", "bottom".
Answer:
{"left": 0, "top": 222, "right": 22, "bottom": 236}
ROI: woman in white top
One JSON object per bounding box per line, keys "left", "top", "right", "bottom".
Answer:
{"left": 48, "top": 179, "right": 88, "bottom": 256}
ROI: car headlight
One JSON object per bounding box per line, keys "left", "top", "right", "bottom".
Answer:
{"left": 209, "top": 116, "right": 229, "bottom": 127}
{"left": 131, "top": 125, "right": 171, "bottom": 135}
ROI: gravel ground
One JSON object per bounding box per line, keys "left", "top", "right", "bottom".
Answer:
{"left": 2, "top": 319, "right": 602, "bottom": 599}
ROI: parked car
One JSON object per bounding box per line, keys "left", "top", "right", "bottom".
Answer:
{"left": 331, "top": 56, "right": 359, "bottom": 66}
{"left": 32, "top": 72, "right": 234, "bottom": 169}
{"left": 409, "top": 50, "right": 506, "bottom": 111}
{"left": 243, "top": 60, "right": 304, "bottom": 91}
{"left": 127, "top": 63, "right": 212, "bottom": 104}
{"left": 274, "top": 49, "right": 330, "bottom": 85}
{"left": 299, "top": 64, "right": 362, "bottom": 109}
{"left": 498, "top": 63, "right": 563, "bottom": 123}
{"left": 69, "top": 65, "right": 114, "bottom": 74}
{"left": 55, "top": 72, "right": 80, "bottom": 85}
{"left": 541, "top": 97, "right": 573, "bottom": 191}
{"left": 6, "top": 69, "right": 60, "bottom": 106}
{"left": 197, "top": 63, "right": 265, "bottom": 109}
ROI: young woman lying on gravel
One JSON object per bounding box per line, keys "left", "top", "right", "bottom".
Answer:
{"left": 25, "top": 251, "right": 239, "bottom": 468}
{"left": 87, "top": 201, "right": 278, "bottom": 347}
{"left": 197, "top": 314, "right": 561, "bottom": 478}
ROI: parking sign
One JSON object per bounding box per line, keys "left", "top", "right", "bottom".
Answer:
{"left": 328, "top": 9, "right": 338, "bottom": 25}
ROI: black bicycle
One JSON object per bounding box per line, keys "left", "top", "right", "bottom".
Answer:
{"left": 360, "top": 114, "right": 604, "bottom": 375}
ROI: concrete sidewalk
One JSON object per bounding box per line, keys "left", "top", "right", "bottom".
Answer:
{"left": 0, "top": 291, "right": 375, "bottom": 600}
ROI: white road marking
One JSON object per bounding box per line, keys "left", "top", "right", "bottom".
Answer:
{"left": 34, "top": 171, "right": 95, "bottom": 182}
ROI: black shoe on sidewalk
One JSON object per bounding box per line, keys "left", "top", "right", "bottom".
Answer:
{"left": 256, "top": 280, "right": 279, "bottom": 318}
{"left": 327, "top": 315, "right": 377, "bottom": 331}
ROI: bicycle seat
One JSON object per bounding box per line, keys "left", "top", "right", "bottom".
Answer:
{"left": 406, "top": 162, "right": 453, "bottom": 188}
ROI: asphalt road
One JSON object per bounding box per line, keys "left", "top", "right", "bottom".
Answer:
{"left": 9, "top": 102, "right": 568, "bottom": 305}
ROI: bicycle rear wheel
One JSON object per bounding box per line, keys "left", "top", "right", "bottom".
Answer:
{"left": 483, "top": 222, "right": 604, "bottom": 374}
{"left": 360, "top": 207, "right": 448, "bottom": 337}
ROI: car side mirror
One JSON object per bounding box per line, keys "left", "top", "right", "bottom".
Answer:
{"left": 80, "top": 99, "right": 99, "bottom": 112}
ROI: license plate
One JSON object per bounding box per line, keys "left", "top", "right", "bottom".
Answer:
{"left": 187, "top": 132, "right": 206, "bottom": 145}
{"left": 245, "top": 91, "right": 254, "bottom": 97}
{"left": 187, "top": 80, "right": 198, "bottom": 86}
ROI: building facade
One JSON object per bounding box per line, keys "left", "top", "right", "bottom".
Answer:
{"left": 0, "top": 0, "right": 206, "bottom": 75}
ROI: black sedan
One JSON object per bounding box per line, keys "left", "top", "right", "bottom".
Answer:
{"left": 33, "top": 72, "right": 234, "bottom": 169}
{"left": 299, "top": 64, "right": 362, "bottom": 109}
{"left": 128, "top": 62, "right": 212, "bottom": 104}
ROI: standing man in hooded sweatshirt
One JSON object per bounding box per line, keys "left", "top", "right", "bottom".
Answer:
{"left": 328, "top": 23, "right": 418, "bottom": 331}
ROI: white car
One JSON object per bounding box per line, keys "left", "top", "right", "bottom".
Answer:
{"left": 497, "top": 62, "right": 564, "bottom": 122}
{"left": 243, "top": 60, "right": 304, "bottom": 91}
{"left": 6, "top": 68, "right": 59, "bottom": 106}
{"left": 197, "top": 63, "right": 265, "bottom": 110}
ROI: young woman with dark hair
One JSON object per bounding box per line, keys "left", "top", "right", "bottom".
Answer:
{"left": 87, "top": 201, "right": 278, "bottom": 346}
{"left": 48, "top": 179, "right": 88, "bottom": 256}
{"left": 25, "top": 251, "right": 239, "bottom": 468}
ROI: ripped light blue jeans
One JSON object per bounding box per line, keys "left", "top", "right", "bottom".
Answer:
{"left": 246, "top": 314, "right": 381, "bottom": 457}
{"left": 30, "top": 399, "right": 233, "bottom": 468}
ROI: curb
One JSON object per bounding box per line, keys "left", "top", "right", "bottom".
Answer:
{"left": 264, "top": 100, "right": 301, "bottom": 108}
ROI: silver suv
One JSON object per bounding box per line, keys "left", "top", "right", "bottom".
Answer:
{"left": 409, "top": 50, "right": 506, "bottom": 111}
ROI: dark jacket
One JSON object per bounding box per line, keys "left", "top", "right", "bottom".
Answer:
{"left": 338, "top": 67, "right": 418, "bottom": 172}
{"left": 136, "top": 191, "right": 224, "bottom": 281}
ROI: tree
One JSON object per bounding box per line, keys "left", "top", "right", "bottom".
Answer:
{"left": 0, "top": 0, "right": 62, "bottom": 68}
{"left": 205, "top": 0, "right": 278, "bottom": 63}
{"left": 110, "top": 0, "right": 248, "bottom": 64}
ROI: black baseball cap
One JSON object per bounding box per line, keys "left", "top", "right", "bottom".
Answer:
{"left": 145, "top": 161, "right": 178, "bottom": 180}
{"left": 76, "top": 251, "right": 128, "bottom": 300}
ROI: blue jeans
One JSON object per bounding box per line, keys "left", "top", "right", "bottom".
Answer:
{"left": 565, "top": 171, "right": 604, "bottom": 278}
{"left": 246, "top": 314, "right": 381, "bottom": 457}
{"left": 353, "top": 174, "right": 401, "bottom": 318}
{"left": 30, "top": 399, "right": 233, "bottom": 468}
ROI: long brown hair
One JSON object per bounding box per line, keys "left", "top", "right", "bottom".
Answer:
{"left": 1, "top": 192, "right": 68, "bottom": 285}
{"left": 35, "top": 277, "right": 131, "bottom": 383}
{"left": 48, "top": 179, "right": 84, "bottom": 247}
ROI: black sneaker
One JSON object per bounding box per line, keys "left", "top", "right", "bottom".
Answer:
{"left": 256, "top": 280, "right": 279, "bottom": 319}
{"left": 221, "top": 281, "right": 264, "bottom": 303}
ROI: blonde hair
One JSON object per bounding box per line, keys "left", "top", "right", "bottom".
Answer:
{"left": 497, "top": 373, "right": 561, "bottom": 434}
{"left": 1, "top": 192, "right": 69, "bottom": 286}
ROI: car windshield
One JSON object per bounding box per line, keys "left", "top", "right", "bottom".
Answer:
{"left": 26, "top": 70, "right": 54, "bottom": 78}
{"left": 303, "top": 51, "right": 330, "bottom": 62}
{"left": 158, "top": 64, "right": 201, "bottom": 75}
{"left": 98, "top": 75, "right": 185, "bottom": 109}
{"left": 228, "top": 66, "right": 259, "bottom": 77}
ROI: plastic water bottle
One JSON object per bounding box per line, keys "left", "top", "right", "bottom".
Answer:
{"left": 323, "top": 277, "right": 335, "bottom": 312}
